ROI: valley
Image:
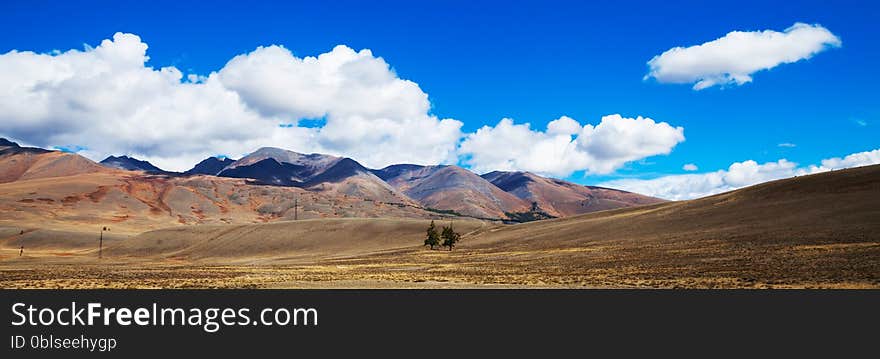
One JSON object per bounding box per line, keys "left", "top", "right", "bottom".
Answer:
{"left": 2, "top": 161, "right": 878, "bottom": 289}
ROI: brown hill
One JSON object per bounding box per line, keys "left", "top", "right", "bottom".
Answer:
{"left": 481, "top": 171, "right": 665, "bottom": 217}
{"left": 0, "top": 145, "right": 108, "bottom": 183}
{"left": 1, "top": 164, "right": 877, "bottom": 288}
{"left": 0, "top": 171, "right": 444, "bottom": 234}
{"left": 302, "top": 158, "right": 417, "bottom": 206}
{"left": 375, "top": 164, "right": 530, "bottom": 219}
{"left": 448, "top": 164, "right": 880, "bottom": 287}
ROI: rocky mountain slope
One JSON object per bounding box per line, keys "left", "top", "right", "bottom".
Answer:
{"left": 1, "top": 138, "right": 665, "bottom": 226}
{"left": 374, "top": 164, "right": 530, "bottom": 218}
{"left": 185, "top": 156, "right": 236, "bottom": 175}
{"left": 482, "top": 171, "right": 665, "bottom": 217}
{"left": 100, "top": 155, "right": 165, "bottom": 172}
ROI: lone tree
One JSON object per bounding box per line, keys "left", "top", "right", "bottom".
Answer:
{"left": 441, "top": 223, "right": 461, "bottom": 251}
{"left": 424, "top": 220, "right": 440, "bottom": 250}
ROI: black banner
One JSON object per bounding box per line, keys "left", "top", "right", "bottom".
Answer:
{"left": 1, "top": 290, "right": 877, "bottom": 357}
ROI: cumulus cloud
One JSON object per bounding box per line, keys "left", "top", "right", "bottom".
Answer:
{"left": 0, "top": 32, "right": 462, "bottom": 170}
{"left": 217, "top": 44, "right": 463, "bottom": 168}
{"left": 813, "top": 149, "right": 880, "bottom": 171}
{"left": 600, "top": 149, "right": 880, "bottom": 200}
{"left": 458, "top": 114, "right": 685, "bottom": 177}
{"left": 682, "top": 163, "right": 698, "bottom": 171}
{"left": 0, "top": 32, "right": 690, "bottom": 176}
{"left": 646, "top": 23, "right": 841, "bottom": 90}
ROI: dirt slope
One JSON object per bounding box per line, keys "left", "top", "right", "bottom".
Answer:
{"left": 443, "top": 164, "right": 880, "bottom": 287}
{"left": 106, "top": 218, "right": 485, "bottom": 263}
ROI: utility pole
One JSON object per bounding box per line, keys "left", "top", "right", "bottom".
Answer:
{"left": 294, "top": 198, "right": 298, "bottom": 220}
{"left": 99, "top": 226, "right": 108, "bottom": 259}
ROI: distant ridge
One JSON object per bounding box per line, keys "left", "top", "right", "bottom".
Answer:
{"left": 220, "top": 158, "right": 306, "bottom": 186}
{"left": 375, "top": 164, "right": 529, "bottom": 219}
{"left": 0, "top": 140, "right": 668, "bottom": 222}
{"left": 218, "top": 147, "right": 414, "bottom": 204}
{"left": 185, "top": 156, "right": 236, "bottom": 176}
{"left": 100, "top": 155, "right": 165, "bottom": 172}
{"left": 0, "top": 138, "right": 20, "bottom": 148}
{"left": 481, "top": 170, "right": 665, "bottom": 217}
{"left": 0, "top": 138, "right": 50, "bottom": 155}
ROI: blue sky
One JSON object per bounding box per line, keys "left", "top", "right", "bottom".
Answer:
{"left": 1, "top": 0, "right": 877, "bottom": 198}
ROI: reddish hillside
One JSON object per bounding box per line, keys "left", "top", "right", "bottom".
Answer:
{"left": 0, "top": 172, "right": 443, "bottom": 234}
{"left": 0, "top": 144, "right": 108, "bottom": 183}
{"left": 482, "top": 171, "right": 665, "bottom": 217}
{"left": 375, "top": 164, "right": 529, "bottom": 219}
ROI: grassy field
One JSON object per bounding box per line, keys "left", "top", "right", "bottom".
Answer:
{"left": 1, "top": 165, "right": 878, "bottom": 289}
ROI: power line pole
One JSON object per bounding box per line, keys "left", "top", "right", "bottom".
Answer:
{"left": 99, "top": 226, "right": 108, "bottom": 259}
{"left": 294, "top": 198, "right": 298, "bottom": 220}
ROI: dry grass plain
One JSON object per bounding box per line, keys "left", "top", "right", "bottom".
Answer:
{"left": 1, "top": 165, "right": 878, "bottom": 289}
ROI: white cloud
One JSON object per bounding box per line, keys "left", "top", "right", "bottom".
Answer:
{"left": 577, "top": 114, "right": 686, "bottom": 173}
{"left": 458, "top": 114, "right": 685, "bottom": 177}
{"left": 219, "top": 45, "right": 429, "bottom": 121}
{"left": 778, "top": 143, "right": 797, "bottom": 148}
{"left": 0, "top": 33, "right": 692, "bottom": 176}
{"left": 813, "top": 149, "right": 880, "bottom": 171}
{"left": 646, "top": 23, "right": 841, "bottom": 90}
{"left": 682, "top": 163, "right": 698, "bottom": 171}
{"left": 217, "top": 44, "right": 463, "bottom": 168}
{"left": 0, "top": 32, "right": 462, "bottom": 171}
{"left": 600, "top": 149, "right": 880, "bottom": 200}
{"left": 545, "top": 116, "right": 582, "bottom": 136}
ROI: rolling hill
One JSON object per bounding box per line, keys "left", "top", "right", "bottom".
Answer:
{"left": 0, "top": 141, "right": 446, "bottom": 234}
{"left": 1, "top": 164, "right": 877, "bottom": 288}
{"left": 450, "top": 163, "right": 880, "bottom": 287}
{"left": 0, "top": 171, "right": 442, "bottom": 234}
{"left": 0, "top": 138, "right": 678, "bottom": 232}
{"left": 0, "top": 141, "right": 108, "bottom": 183}
{"left": 481, "top": 171, "right": 665, "bottom": 217}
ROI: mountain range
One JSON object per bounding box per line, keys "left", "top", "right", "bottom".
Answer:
{"left": 0, "top": 138, "right": 663, "bottom": 226}
{"left": 100, "top": 155, "right": 164, "bottom": 172}
{"left": 184, "top": 156, "right": 236, "bottom": 176}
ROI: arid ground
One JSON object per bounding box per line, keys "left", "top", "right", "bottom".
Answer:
{"left": 1, "top": 165, "right": 878, "bottom": 289}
